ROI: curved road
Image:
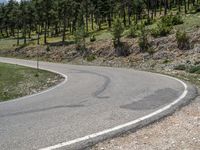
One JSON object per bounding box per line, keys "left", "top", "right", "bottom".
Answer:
{"left": 0, "top": 57, "right": 196, "bottom": 150}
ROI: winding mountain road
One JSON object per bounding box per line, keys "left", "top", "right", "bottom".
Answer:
{"left": 0, "top": 57, "right": 197, "bottom": 150}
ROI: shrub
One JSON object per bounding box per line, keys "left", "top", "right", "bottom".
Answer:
{"left": 163, "top": 59, "right": 171, "bottom": 64}
{"left": 74, "top": 26, "right": 86, "bottom": 52}
{"left": 176, "top": 30, "right": 190, "bottom": 50}
{"left": 161, "top": 13, "right": 183, "bottom": 27}
{"left": 46, "top": 45, "right": 51, "bottom": 52}
{"left": 90, "top": 35, "right": 96, "bottom": 42}
{"left": 112, "top": 17, "right": 124, "bottom": 46}
{"left": 174, "top": 64, "right": 187, "bottom": 70}
{"left": 147, "top": 47, "right": 155, "bottom": 55}
{"left": 127, "top": 25, "right": 137, "bottom": 38}
{"left": 196, "top": 6, "right": 200, "bottom": 12}
{"left": 34, "top": 73, "right": 39, "bottom": 77}
{"left": 188, "top": 65, "right": 200, "bottom": 74}
{"left": 138, "top": 24, "right": 150, "bottom": 52}
{"left": 86, "top": 54, "right": 96, "bottom": 62}
{"left": 144, "top": 18, "right": 154, "bottom": 26}
{"left": 151, "top": 22, "right": 172, "bottom": 37}
{"left": 190, "top": 5, "right": 200, "bottom": 13}
{"left": 171, "top": 14, "right": 184, "bottom": 25}
{"left": 114, "top": 42, "right": 130, "bottom": 57}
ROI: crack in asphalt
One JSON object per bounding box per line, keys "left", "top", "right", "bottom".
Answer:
{"left": 0, "top": 104, "right": 85, "bottom": 118}
{"left": 0, "top": 69, "right": 111, "bottom": 118}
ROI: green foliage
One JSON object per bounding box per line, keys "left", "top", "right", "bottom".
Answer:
{"left": 144, "top": 18, "right": 154, "bottom": 26}
{"left": 151, "top": 22, "right": 172, "bottom": 37}
{"left": 163, "top": 59, "right": 171, "bottom": 64}
{"left": 0, "top": 0, "right": 197, "bottom": 49}
{"left": 112, "top": 17, "right": 124, "bottom": 45}
{"left": 174, "top": 64, "right": 200, "bottom": 74}
{"left": 74, "top": 26, "right": 86, "bottom": 52}
{"left": 127, "top": 25, "right": 137, "bottom": 38}
{"left": 188, "top": 65, "right": 200, "bottom": 74}
{"left": 161, "top": 13, "right": 183, "bottom": 27}
{"left": 151, "top": 14, "right": 182, "bottom": 37}
{"left": 46, "top": 45, "right": 51, "bottom": 52}
{"left": 90, "top": 35, "right": 96, "bottom": 42}
{"left": 114, "top": 42, "right": 130, "bottom": 57}
{"left": 176, "top": 30, "right": 190, "bottom": 50}
{"left": 138, "top": 24, "right": 150, "bottom": 52}
{"left": 189, "top": 5, "right": 200, "bottom": 14}
{"left": 174, "top": 64, "right": 187, "bottom": 71}
{"left": 86, "top": 54, "right": 96, "bottom": 62}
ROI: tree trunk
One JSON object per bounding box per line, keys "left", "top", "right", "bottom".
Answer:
{"left": 91, "top": 14, "right": 94, "bottom": 30}
{"left": 17, "top": 28, "right": 19, "bottom": 46}
{"left": 123, "top": 5, "right": 126, "bottom": 26}
{"left": 108, "top": 13, "right": 112, "bottom": 28}
{"left": 44, "top": 22, "right": 47, "bottom": 44}
{"left": 184, "top": 0, "right": 187, "bottom": 14}
{"left": 62, "top": 16, "right": 67, "bottom": 44}
{"left": 164, "top": 0, "right": 168, "bottom": 15}
{"left": 24, "top": 26, "right": 26, "bottom": 44}
{"left": 85, "top": 0, "right": 89, "bottom": 32}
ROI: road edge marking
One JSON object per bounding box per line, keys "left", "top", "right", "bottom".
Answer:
{"left": 39, "top": 74, "right": 188, "bottom": 150}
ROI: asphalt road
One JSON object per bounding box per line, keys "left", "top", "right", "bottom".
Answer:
{"left": 0, "top": 57, "right": 195, "bottom": 150}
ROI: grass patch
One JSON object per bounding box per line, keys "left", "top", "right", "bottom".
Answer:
{"left": 175, "top": 12, "right": 200, "bottom": 31}
{"left": 0, "top": 63, "right": 63, "bottom": 102}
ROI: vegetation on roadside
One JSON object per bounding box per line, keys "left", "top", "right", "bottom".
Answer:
{"left": 174, "top": 64, "right": 200, "bottom": 75}
{"left": 176, "top": 30, "right": 190, "bottom": 50}
{"left": 0, "top": 0, "right": 200, "bottom": 50}
{"left": 0, "top": 63, "right": 63, "bottom": 102}
{"left": 138, "top": 24, "right": 150, "bottom": 52}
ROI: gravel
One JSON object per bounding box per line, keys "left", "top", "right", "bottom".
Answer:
{"left": 92, "top": 93, "right": 200, "bottom": 150}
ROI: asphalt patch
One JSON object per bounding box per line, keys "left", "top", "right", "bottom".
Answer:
{"left": 120, "top": 88, "right": 180, "bottom": 110}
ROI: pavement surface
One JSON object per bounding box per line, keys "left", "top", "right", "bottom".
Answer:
{"left": 92, "top": 95, "right": 200, "bottom": 150}
{"left": 0, "top": 57, "right": 196, "bottom": 150}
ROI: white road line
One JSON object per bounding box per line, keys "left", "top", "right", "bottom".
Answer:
{"left": 39, "top": 74, "right": 188, "bottom": 150}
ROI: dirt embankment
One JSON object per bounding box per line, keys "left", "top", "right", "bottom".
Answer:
{"left": 1, "top": 27, "right": 200, "bottom": 72}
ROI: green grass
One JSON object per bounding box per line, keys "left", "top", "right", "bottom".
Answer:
{"left": 175, "top": 13, "right": 200, "bottom": 31}
{"left": 0, "top": 63, "right": 62, "bottom": 102}
{"left": 0, "top": 38, "right": 19, "bottom": 50}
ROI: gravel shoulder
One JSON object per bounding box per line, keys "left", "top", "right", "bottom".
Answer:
{"left": 92, "top": 91, "right": 200, "bottom": 150}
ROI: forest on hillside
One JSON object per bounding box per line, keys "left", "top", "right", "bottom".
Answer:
{"left": 0, "top": 0, "right": 200, "bottom": 47}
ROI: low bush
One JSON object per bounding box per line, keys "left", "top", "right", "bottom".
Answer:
{"left": 75, "top": 26, "right": 86, "bottom": 52}
{"left": 171, "top": 14, "right": 184, "bottom": 25}
{"left": 46, "top": 45, "right": 51, "bottom": 52}
{"left": 161, "top": 13, "right": 183, "bottom": 27}
{"left": 174, "top": 64, "right": 187, "bottom": 70}
{"left": 176, "top": 30, "right": 190, "bottom": 50}
{"left": 112, "top": 17, "right": 124, "bottom": 46}
{"left": 151, "top": 22, "right": 172, "bottom": 37}
{"left": 188, "top": 65, "right": 200, "bottom": 74}
{"left": 190, "top": 5, "right": 200, "bottom": 13}
{"left": 163, "top": 59, "right": 171, "bottom": 64}
{"left": 86, "top": 54, "right": 96, "bottom": 62}
{"left": 90, "top": 35, "right": 96, "bottom": 42}
{"left": 114, "top": 42, "right": 130, "bottom": 57}
{"left": 75, "top": 43, "right": 86, "bottom": 52}
{"left": 138, "top": 25, "right": 150, "bottom": 52}
{"left": 144, "top": 18, "right": 154, "bottom": 26}
{"left": 127, "top": 25, "right": 137, "bottom": 38}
